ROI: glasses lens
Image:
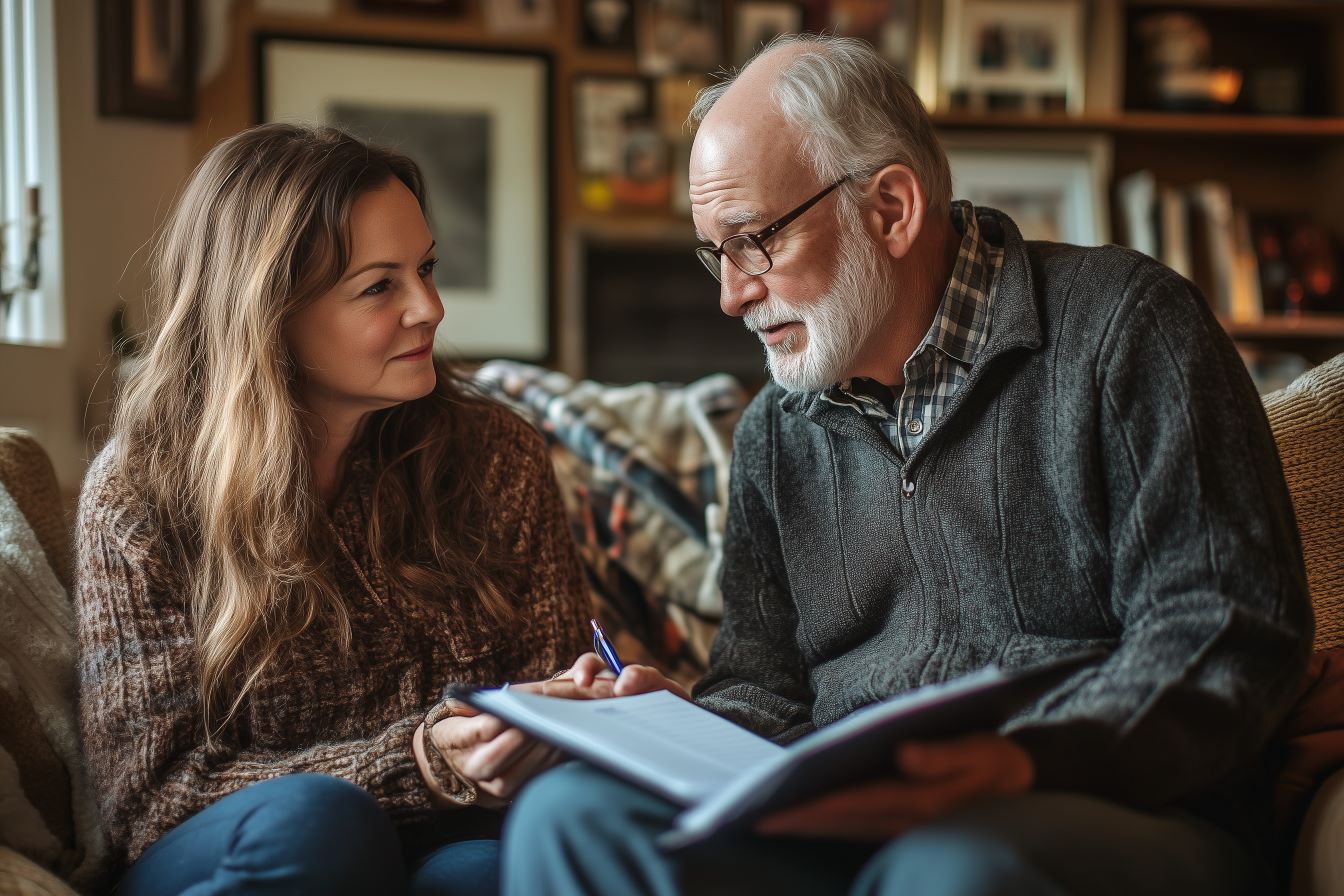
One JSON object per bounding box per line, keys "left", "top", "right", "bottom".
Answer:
{"left": 723, "top": 236, "right": 771, "bottom": 276}
{"left": 695, "top": 246, "right": 723, "bottom": 283}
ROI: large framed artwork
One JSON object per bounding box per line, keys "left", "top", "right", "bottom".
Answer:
{"left": 257, "top": 35, "right": 553, "bottom": 361}
{"left": 97, "top": 0, "right": 197, "bottom": 119}
{"left": 942, "top": 134, "right": 1111, "bottom": 246}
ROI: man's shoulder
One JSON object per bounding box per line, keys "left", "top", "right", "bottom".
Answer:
{"left": 1025, "top": 240, "right": 1180, "bottom": 304}
{"left": 1016, "top": 239, "right": 1204, "bottom": 356}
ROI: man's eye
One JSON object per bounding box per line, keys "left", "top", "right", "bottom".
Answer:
{"left": 419, "top": 258, "right": 439, "bottom": 278}
{"left": 362, "top": 279, "right": 391, "bottom": 297}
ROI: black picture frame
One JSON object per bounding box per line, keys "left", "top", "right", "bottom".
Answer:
{"left": 355, "top": 0, "right": 466, "bottom": 15}
{"left": 256, "top": 33, "right": 556, "bottom": 363}
{"left": 97, "top": 0, "right": 197, "bottom": 120}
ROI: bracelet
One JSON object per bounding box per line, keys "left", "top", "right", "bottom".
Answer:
{"left": 421, "top": 698, "right": 478, "bottom": 806}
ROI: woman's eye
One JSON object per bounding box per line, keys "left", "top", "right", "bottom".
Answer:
{"left": 419, "top": 258, "right": 439, "bottom": 278}
{"left": 362, "top": 278, "right": 391, "bottom": 297}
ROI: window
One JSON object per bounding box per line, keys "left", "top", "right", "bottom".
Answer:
{"left": 1, "top": 0, "right": 61, "bottom": 346}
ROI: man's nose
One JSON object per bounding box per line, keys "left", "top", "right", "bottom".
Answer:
{"left": 719, "top": 260, "right": 766, "bottom": 318}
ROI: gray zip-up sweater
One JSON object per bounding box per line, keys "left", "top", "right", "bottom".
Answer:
{"left": 694, "top": 209, "right": 1313, "bottom": 812}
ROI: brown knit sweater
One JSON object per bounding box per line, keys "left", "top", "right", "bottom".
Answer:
{"left": 74, "top": 404, "right": 590, "bottom": 871}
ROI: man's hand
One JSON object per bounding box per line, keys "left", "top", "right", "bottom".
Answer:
{"left": 562, "top": 651, "right": 692, "bottom": 701}
{"left": 414, "top": 676, "right": 617, "bottom": 808}
{"left": 756, "top": 733, "right": 1034, "bottom": 840}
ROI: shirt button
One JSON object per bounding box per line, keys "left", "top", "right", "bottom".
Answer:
{"left": 906, "top": 418, "right": 923, "bottom": 435}
{"left": 902, "top": 479, "right": 915, "bottom": 498}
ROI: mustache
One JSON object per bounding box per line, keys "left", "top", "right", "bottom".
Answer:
{"left": 743, "top": 302, "right": 803, "bottom": 333}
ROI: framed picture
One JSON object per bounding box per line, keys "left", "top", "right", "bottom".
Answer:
{"left": 579, "top": 0, "right": 637, "bottom": 52}
{"left": 484, "top": 0, "right": 555, "bottom": 33}
{"left": 943, "top": 134, "right": 1111, "bottom": 245}
{"left": 939, "top": 0, "right": 1085, "bottom": 114}
{"left": 355, "top": 0, "right": 465, "bottom": 14}
{"left": 259, "top": 35, "right": 552, "bottom": 361}
{"left": 97, "top": 0, "right": 197, "bottom": 120}
{"left": 732, "top": 2, "right": 804, "bottom": 67}
{"left": 637, "top": 0, "right": 723, "bottom": 77}
{"left": 828, "top": 0, "right": 918, "bottom": 74}
{"left": 573, "top": 77, "right": 653, "bottom": 176}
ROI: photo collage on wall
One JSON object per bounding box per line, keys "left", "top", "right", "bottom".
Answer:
{"left": 571, "top": 0, "right": 922, "bottom": 216}
{"left": 352, "top": 1, "right": 927, "bottom": 218}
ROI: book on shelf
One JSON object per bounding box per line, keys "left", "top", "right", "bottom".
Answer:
{"left": 1249, "top": 217, "right": 1343, "bottom": 317}
{"left": 1118, "top": 173, "right": 1268, "bottom": 323}
{"left": 448, "top": 650, "right": 1102, "bottom": 851}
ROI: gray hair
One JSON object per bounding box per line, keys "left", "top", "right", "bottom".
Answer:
{"left": 689, "top": 33, "right": 952, "bottom": 215}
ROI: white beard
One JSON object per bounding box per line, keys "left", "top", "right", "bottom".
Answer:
{"left": 743, "top": 215, "right": 895, "bottom": 393}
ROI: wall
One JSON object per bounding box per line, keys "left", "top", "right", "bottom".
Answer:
{"left": 0, "top": 1, "right": 193, "bottom": 490}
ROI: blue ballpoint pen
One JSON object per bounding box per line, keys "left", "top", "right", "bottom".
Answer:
{"left": 590, "top": 618, "right": 624, "bottom": 675}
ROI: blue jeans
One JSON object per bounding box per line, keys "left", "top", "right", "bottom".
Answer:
{"left": 502, "top": 762, "right": 1275, "bottom": 896}
{"left": 120, "top": 773, "right": 500, "bottom": 896}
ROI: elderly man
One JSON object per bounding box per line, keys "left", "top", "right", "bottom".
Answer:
{"left": 502, "top": 34, "right": 1311, "bottom": 896}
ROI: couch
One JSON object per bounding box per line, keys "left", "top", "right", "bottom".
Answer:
{"left": 2, "top": 352, "right": 1342, "bottom": 895}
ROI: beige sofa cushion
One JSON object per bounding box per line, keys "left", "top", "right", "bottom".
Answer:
{"left": 0, "top": 480, "right": 104, "bottom": 888}
{"left": 0, "top": 430, "right": 69, "bottom": 592}
{"left": 0, "top": 847, "right": 77, "bottom": 896}
{"left": 1263, "top": 353, "right": 1344, "bottom": 651}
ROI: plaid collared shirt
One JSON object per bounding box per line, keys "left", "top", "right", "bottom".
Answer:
{"left": 822, "top": 200, "right": 1004, "bottom": 459}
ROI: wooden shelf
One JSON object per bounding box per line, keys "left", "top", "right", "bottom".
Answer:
{"left": 930, "top": 112, "right": 1344, "bottom": 140}
{"left": 1222, "top": 315, "right": 1344, "bottom": 340}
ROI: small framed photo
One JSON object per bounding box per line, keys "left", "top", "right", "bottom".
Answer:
{"left": 260, "top": 36, "right": 553, "bottom": 360}
{"left": 828, "top": 0, "right": 919, "bottom": 74}
{"left": 732, "top": 2, "right": 804, "bottom": 67}
{"left": 97, "top": 0, "right": 197, "bottom": 120}
{"left": 637, "top": 0, "right": 723, "bottom": 77}
{"left": 939, "top": 0, "right": 1085, "bottom": 114}
{"left": 942, "top": 134, "right": 1111, "bottom": 245}
{"left": 484, "top": 0, "right": 555, "bottom": 34}
{"left": 573, "top": 76, "right": 653, "bottom": 175}
{"left": 611, "top": 123, "right": 672, "bottom": 208}
{"left": 579, "top": 0, "right": 637, "bottom": 52}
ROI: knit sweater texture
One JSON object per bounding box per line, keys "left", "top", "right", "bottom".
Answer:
{"left": 75, "top": 402, "right": 590, "bottom": 872}
{"left": 694, "top": 208, "right": 1314, "bottom": 813}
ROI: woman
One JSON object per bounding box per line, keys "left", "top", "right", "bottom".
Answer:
{"left": 75, "top": 123, "right": 597, "bottom": 895}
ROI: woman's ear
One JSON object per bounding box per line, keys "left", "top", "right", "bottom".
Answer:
{"left": 862, "top": 164, "right": 926, "bottom": 260}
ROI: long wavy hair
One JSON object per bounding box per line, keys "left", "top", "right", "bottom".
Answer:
{"left": 112, "top": 123, "right": 520, "bottom": 744}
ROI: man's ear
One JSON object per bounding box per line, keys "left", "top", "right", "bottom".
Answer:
{"left": 863, "top": 164, "right": 926, "bottom": 260}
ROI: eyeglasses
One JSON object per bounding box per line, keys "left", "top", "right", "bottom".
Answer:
{"left": 694, "top": 175, "right": 851, "bottom": 283}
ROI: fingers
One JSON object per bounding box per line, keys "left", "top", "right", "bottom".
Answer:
{"left": 614, "top": 665, "right": 692, "bottom": 700}
{"left": 536, "top": 677, "right": 617, "bottom": 700}
{"left": 896, "top": 734, "right": 1033, "bottom": 794}
{"left": 477, "top": 741, "right": 562, "bottom": 801}
{"left": 429, "top": 712, "right": 508, "bottom": 755}
{"left": 564, "top": 653, "right": 613, "bottom": 688}
{"left": 442, "top": 697, "right": 480, "bottom": 718}
{"left": 455, "top": 726, "right": 533, "bottom": 782}
{"left": 756, "top": 781, "right": 922, "bottom": 839}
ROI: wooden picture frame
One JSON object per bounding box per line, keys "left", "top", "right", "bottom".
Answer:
{"left": 637, "top": 0, "right": 724, "bottom": 77}
{"left": 258, "top": 34, "right": 554, "bottom": 362}
{"left": 97, "top": 0, "right": 197, "bottom": 120}
{"left": 939, "top": 0, "right": 1085, "bottom": 115}
{"left": 942, "top": 133, "right": 1112, "bottom": 245}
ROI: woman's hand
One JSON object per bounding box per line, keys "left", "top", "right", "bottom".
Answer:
{"left": 561, "top": 652, "right": 692, "bottom": 702}
{"left": 755, "top": 733, "right": 1035, "bottom": 839}
{"left": 413, "top": 676, "right": 619, "bottom": 808}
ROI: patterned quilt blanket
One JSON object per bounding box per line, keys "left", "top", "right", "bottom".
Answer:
{"left": 474, "top": 362, "right": 746, "bottom": 687}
